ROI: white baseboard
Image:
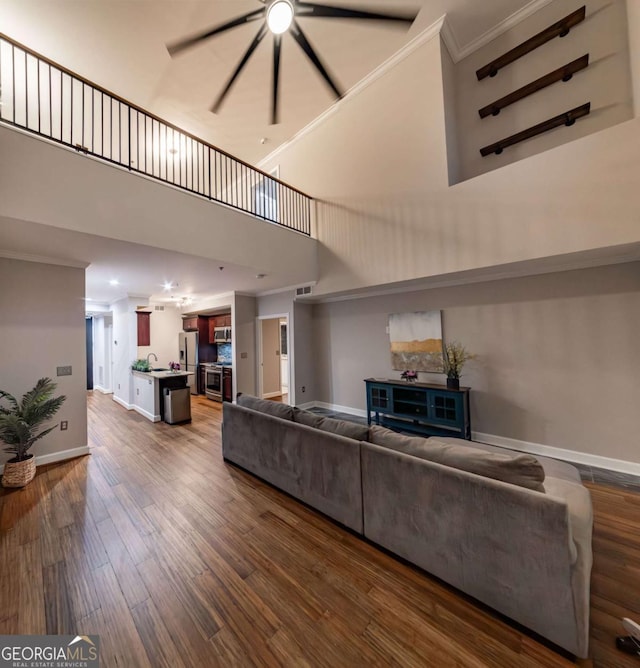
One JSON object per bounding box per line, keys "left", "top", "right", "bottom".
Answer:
{"left": 132, "top": 405, "right": 161, "bottom": 423}
{"left": 1, "top": 445, "right": 91, "bottom": 474}
{"left": 472, "top": 431, "right": 640, "bottom": 477}
{"left": 93, "top": 385, "right": 113, "bottom": 395}
{"left": 262, "top": 391, "right": 284, "bottom": 399}
{"left": 300, "top": 401, "right": 640, "bottom": 475}
{"left": 112, "top": 395, "right": 133, "bottom": 411}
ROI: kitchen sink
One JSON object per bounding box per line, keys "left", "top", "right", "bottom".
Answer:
{"left": 151, "top": 367, "right": 169, "bottom": 371}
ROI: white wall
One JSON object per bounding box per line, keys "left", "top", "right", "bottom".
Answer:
{"left": 111, "top": 296, "right": 145, "bottom": 408}
{"left": 311, "top": 262, "right": 640, "bottom": 466}
{"left": 136, "top": 304, "right": 183, "bottom": 369}
{"left": 0, "top": 258, "right": 88, "bottom": 466}
{"left": 92, "top": 314, "right": 113, "bottom": 393}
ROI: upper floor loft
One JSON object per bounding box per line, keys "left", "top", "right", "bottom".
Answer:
{"left": 0, "top": 32, "right": 317, "bottom": 292}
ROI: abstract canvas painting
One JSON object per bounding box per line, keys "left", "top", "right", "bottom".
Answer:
{"left": 389, "top": 311, "right": 444, "bottom": 372}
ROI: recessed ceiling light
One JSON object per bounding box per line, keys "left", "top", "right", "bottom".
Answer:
{"left": 163, "top": 281, "right": 177, "bottom": 291}
{"left": 109, "top": 279, "right": 119, "bottom": 286}
{"left": 256, "top": 273, "right": 266, "bottom": 279}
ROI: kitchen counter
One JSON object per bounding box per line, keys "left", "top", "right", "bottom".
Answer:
{"left": 131, "top": 370, "right": 194, "bottom": 379}
{"left": 131, "top": 370, "right": 194, "bottom": 422}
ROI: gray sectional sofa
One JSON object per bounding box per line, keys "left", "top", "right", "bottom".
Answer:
{"left": 222, "top": 395, "right": 593, "bottom": 659}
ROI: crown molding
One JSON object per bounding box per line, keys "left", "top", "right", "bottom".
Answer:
{"left": 443, "top": 0, "right": 557, "bottom": 63}
{"left": 257, "top": 15, "right": 446, "bottom": 169}
{"left": 0, "top": 250, "right": 89, "bottom": 269}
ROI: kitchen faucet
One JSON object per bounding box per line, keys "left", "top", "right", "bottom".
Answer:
{"left": 146, "top": 353, "right": 158, "bottom": 365}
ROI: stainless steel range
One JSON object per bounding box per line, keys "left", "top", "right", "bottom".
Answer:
{"left": 203, "top": 363, "right": 223, "bottom": 402}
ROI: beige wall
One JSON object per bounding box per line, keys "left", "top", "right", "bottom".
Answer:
{"left": 233, "top": 294, "right": 257, "bottom": 397}
{"left": 261, "top": 18, "right": 640, "bottom": 298}
{"left": 453, "top": 0, "right": 633, "bottom": 181}
{"left": 136, "top": 304, "right": 183, "bottom": 370}
{"left": 628, "top": 0, "right": 640, "bottom": 116}
{"left": 0, "top": 258, "right": 88, "bottom": 465}
{"left": 0, "top": 126, "right": 318, "bottom": 289}
{"left": 311, "top": 262, "right": 640, "bottom": 464}
{"left": 293, "top": 301, "right": 316, "bottom": 405}
{"left": 261, "top": 319, "right": 281, "bottom": 397}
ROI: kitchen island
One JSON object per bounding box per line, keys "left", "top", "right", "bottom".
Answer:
{"left": 131, "top": 370, "right": 194, "bottom": 422}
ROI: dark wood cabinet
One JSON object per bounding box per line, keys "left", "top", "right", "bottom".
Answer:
{"left": 365, "top": 378, "right": 471, "bottom": 439}
{"left": 223, "top": 368, "right": 233, "bottom": 402}
{"left": 208, "top": 313, "right": 231, "bottom": 343}
{"left": 136, "top": 311, "right": 151, "bottom": 346}
{"left": 182, "top": 316, "right": 198, "bottom": 332}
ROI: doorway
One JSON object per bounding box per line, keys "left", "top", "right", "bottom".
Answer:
{"left": 258, "top": 314, "right": 289, "bottom": 404}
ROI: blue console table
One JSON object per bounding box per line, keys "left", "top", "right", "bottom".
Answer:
{"left": 365, "top": 378, "right": 471, "bottom": 440}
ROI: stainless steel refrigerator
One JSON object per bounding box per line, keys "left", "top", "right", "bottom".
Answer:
{"left": 178, "top": 331, "right": 198, "bottom": 395}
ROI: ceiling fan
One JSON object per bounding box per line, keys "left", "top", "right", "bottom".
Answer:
{"left": 167, "top": 0, "right": 419, "bottom": 125}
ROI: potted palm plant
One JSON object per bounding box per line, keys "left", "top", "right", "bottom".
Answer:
{"left": 0, "top": 377, "right": 66, "bottom": 488}
{"left": 443, "top": 341, "right": 474, "bottom": 390}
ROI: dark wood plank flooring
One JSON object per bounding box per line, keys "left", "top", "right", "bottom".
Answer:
{"left": 1, "top": 392, "right": 639, "bottom": 667}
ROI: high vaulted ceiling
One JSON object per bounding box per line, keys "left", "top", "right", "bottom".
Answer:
{"left": 1, "top": 0, "right": 536, "bottom": 165}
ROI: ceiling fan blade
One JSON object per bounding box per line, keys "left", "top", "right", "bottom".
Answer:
{"left": 295, "top": 2, "right": 418, "bottom": 25}
{"left": 167, "top": 7, "right": 266, "bottom": 57}
{"left": 272, "top": 34, "right": 282, "bottom": 125}
{"left": 290, "top": 20, "right": 342, "bottom": 100}
{"left": 211, "top": 23, "right": 269, "bottom": 114}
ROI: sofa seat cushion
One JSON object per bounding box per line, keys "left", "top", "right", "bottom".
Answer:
{"left": 294, "top": 408, "right": 369, "bottom": 442}
{"left": 368, "top": 426, "right": 545, "bottom": 491}
{"left": 237, "top": 393, "right": 294, "bottom": 421}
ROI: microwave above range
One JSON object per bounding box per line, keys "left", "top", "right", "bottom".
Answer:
{"left": 213, "top": 326, "right": 232, "bottom": 343}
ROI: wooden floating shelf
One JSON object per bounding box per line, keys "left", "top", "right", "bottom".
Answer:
{"left": 480, "top": 102, "right": 591, "bottom": 157}
{"left": 476, "top": 6, "right": 586, "bottom": 81}
{"left": 478, "top": 54, "right": 589, "bottom": 119}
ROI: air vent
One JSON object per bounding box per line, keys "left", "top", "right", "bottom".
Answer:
{"left": 154, "top": 305, "right": 165, "bottom": 311}
{"left": 296, "top": 286, "right": 313, "bottom": 296}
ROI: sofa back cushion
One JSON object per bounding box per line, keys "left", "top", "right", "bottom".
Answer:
{"left": 294, "top": 408, "right": 369, "bottom": 442}
{"left": 236, "top": 393, "right": 294, "bottom": 421}
{"left": 368, "top": 426, "right": 545, "bottom": 491}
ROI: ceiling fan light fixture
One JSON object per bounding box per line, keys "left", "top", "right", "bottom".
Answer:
{"left": 267, "top": 0, "right": 294, "bottom": 35}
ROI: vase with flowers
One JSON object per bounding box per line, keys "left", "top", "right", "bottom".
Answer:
{"left": 443, "top": 341, "right": 474, "bottom": 390}
{"left": 169, "top": 361, "right": 181, "bottom": 373}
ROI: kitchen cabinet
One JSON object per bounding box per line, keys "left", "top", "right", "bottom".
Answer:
{"left": 137, "top": 311, "right": 151, "bottom": 346}
{"left": 223, "top": 368, "right": 233, "bottom": 402}
{"left": 132, "top": 372, "right": 158, "bottom": 420}
{"left": 182, "top": 316, "right": 198, "bottom": 332}
{"left": 208, "top": 317, "right": 217, "bottom": 344}
{"left": 208, "top": 313, "right": 232, "bottom": 343}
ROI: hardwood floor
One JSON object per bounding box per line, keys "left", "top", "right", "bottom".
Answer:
{"left": 1, "top": 391, "right": 639, "bottom": 667}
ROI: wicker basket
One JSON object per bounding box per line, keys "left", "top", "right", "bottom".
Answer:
{"left": 2, "top": 455, "right": 36, "bottom": 488}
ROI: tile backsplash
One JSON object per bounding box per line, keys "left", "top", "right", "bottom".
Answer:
{"left": 217, "top": 343, "right": 232, "bottom": 364}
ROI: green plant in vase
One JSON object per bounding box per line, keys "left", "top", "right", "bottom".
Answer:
{"left": 443, "top": 341, "right": 474, "bottom": 389}
{"left": 0, "top": 377, "right": 66, "bottom": 487}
